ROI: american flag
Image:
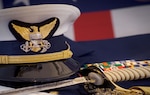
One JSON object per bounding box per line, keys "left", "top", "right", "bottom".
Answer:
{"left": 0, "top": 1, "right": 150, "bottom": 94}
{"left": 0, "top": 0, "right": 150, "bottom": 41}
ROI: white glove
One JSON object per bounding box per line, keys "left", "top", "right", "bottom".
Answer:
{"left": 27, "top": 92, "right": 51, "bottom": 95}
{"left": 28, "top": 91, "right": 59, "bottom": 95}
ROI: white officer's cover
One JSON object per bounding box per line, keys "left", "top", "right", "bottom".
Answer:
{"left": 0, "top": 4, "right": 81, "bottom": 88}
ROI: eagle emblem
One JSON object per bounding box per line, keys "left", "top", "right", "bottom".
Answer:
{"left": 9, "top": 17, "right": 59, "bottom": 53}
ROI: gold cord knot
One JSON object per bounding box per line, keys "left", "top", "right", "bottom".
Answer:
{"left": 0, "top": 55, "right": 8, "bottom": 64}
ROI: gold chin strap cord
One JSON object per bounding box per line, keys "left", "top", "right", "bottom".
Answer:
{"left": 0, "top": 42, "right": 73, "bottom": 64}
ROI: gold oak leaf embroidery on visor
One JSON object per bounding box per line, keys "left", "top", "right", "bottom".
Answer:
{"left": 9, "top": 18, "right": 59, "bottom": 53}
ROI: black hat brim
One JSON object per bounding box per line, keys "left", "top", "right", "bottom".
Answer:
{"left": 0, "top": 58, "right": 80, "bottom": 88}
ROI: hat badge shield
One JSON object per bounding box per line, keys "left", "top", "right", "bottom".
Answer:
{"left": 9, "top": 17, "right": 59, "bottom": 53}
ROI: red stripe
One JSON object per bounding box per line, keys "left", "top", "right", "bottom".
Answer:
{"left": 74, "top": 11, "right": 114, "bottom": 41}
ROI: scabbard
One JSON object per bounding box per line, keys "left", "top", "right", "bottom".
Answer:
{"left": 130, "top": 86, "right": 150, "bottom": 95}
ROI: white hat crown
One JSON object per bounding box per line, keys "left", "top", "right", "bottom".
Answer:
{"left": 0, "top": 4, "right": 81, "bottom": 41}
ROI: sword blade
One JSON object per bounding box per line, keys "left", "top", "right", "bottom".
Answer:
{"left": 0, "top": 77, "right": 91, "bottom": 95}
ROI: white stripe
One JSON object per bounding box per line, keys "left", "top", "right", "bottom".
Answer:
{"left": 111, "top": 5, "right": 150, "bottom": 38}
{"left": 64, "top": 24, "right": 75, "bottom": 40}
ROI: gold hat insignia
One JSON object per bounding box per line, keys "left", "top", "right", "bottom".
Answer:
{"left": 9, "top": 18, "right": 59, "bottom": 53}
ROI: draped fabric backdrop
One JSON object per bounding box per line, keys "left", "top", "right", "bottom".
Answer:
{"left": 0, "top": 0, "right": 150, "bottom": 93}
{"left": 0, "top": 0, "right": 150, "bottom": 41}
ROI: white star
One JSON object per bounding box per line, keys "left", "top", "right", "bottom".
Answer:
{"left": 13, "top": 0, "right": 30, "bottom": 6}
{"left": 72, "top": 0, "right": 78, "bottom": 2}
